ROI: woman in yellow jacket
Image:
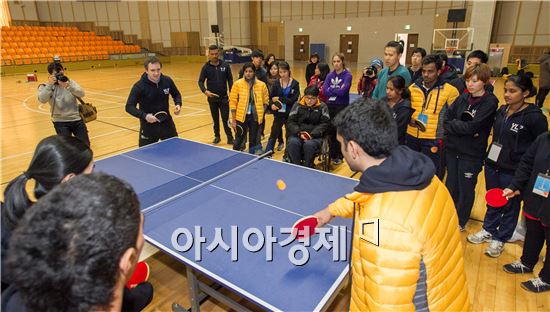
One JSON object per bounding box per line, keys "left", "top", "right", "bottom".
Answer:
{"left": 229, "top": 62, "right": 269, "bottom": 154}
{"left": 315, "top": 99, "right": 470, "bottom": 311}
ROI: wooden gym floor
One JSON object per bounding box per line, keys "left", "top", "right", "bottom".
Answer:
{"left": 1, "top": 61, "right": 549, "bottom": 311}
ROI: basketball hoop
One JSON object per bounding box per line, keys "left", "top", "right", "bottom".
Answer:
{"left": 446, "top": 47, "right": 456, "bottom": 56}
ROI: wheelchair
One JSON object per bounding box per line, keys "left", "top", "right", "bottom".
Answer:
{"left": 314, "top": 135, "right": 331, "bottom": 172}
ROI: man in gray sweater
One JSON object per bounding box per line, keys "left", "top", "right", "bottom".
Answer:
{"left": 38, "top": 61, "right": 89, "bottom": 146}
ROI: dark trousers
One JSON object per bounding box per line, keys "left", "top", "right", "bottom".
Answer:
{"left": 208, "top": 96, "right": 233, "bottom": 139}
{"left": 139, "top": 119, "right": 178, "bottom": 147}
{"left": 265, "top": 115, "right": 287, "bottom": 152}
{"left": 483, "top": 165, "right": 522, "bottom": 242}
{"left": 327, "top": 104, "right": 345, "bottom": 160}
{"left": 521, "top": 218, "right": 550, "bottom": 283}
{"left": 53, "top": 119, "right": 90, "bottom": 146}
{"left": 286, "top": 136, "right": 322, "bottom": 167}
{"left": 536, "top": 88, "right": 549, "bottom": 108}
{"left": 406, "top": 135, "right": 444, "bottom": 179}
{"left": 445, "top": 151, "right": 483, "bottom": 228}
{"left": 233, "top": 114, "right": 258, "bottom": 154}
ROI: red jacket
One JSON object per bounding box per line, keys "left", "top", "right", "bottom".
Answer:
{"left": 357, "top": 76, "right": 377, "bottom": 97}
{"left": 308, "top": 75, "right": 327, "bottom": 103}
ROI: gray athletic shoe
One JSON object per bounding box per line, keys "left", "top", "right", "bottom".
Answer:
{"left": 507, "top": 230, "right": 525, "bottom": 242}
{"left": 485, "top": 240, "right": 504, "bottom": 258}
{"left": 467, "top": 229, "right": 492, "bottom": 244}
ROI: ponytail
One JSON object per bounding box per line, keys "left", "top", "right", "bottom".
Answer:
{"left": 506, "top": 74, "right": 537, "bottom": 98}
{"left": 3, "top": 174, "right": 32, "bottom": 230}
{"left": 2, "top": 135, "right": 93, "bottom": 230}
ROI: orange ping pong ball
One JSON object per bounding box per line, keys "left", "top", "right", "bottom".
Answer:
{"left": 276, "top": 179, "right": 286, "bottom": 190}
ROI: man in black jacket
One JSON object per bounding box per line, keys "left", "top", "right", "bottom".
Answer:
{"left": 198, "top": 45, "right": 234, "bottom": 145}
{"left": 126, "top": 56, "right": 182, "bottom": 147}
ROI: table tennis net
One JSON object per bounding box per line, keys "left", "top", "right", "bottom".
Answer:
{"left": 138, "top": 152, "right": 258, "bottom": 213}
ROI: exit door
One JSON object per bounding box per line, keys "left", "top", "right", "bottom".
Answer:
{"left": 293, "top": 35, "right": 309, "bottom": 61}
{"left": 339, "top": 34, "right": 359, "bottom": 63}
{"left": 405, "top": 34, "right": 419, "bottom": 66}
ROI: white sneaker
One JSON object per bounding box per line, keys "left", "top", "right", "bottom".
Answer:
{"left": 467, "top": 229, "right": 492, "bottom": 244}
{"left": 507, "top": 231, "right": 525, "bottom": 242}
{"left": 485, "top": 240, "right": 505, "bottom": 258}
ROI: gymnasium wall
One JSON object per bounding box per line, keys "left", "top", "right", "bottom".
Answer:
{"left": 264, "top": 0, "right": 474, "bottom": 64}
{"left": 491, "top": 0, "right": 549, "bottom": 63}
{"left": 262, "top": 0, "right": 470, "bottom": 22}
{"left": 283, "top": 14, "right": 435, "bottom": 64}
{"left": 6, "top": 0, "right": 250, "bottom": 51}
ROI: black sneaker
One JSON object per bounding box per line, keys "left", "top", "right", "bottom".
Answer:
{"left": 213, "top": 137, "right": 221, "bottom": 144}
{"left": 503, "top": 261, "right": 534, "bottom": 274}
{"left": 521, "top": 277, "right": 550, "bottom": 293}
{"left": 227, "top": 137, "right": 234, "bottom": 145}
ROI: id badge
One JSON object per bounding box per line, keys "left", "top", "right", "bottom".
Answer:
{"left": 328, "top": 96, "right": 337, "bottom": 102}
{"left": 280, "top": 103, "right": 287, "bottom": 113}
{"left": 417, "top": 113, "right": 428, "bottom": 126}
{"left": 487, "top": 142, "right": 503, "bottom": 162}
{"left": 533, "top": 173, "right": 550, "bottom": 198}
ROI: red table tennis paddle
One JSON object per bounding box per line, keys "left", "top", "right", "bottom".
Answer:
{"left": 126, "top": 261, "right": 150, "bottom": 289}
{"left": 300, "top": 131, "right": 312, "bottom": 140}
{"left": 292, "top": 216, "right": 318, "bottom": 240}
{"left": 486, "top": 188, "right": 508, "bottom": 208}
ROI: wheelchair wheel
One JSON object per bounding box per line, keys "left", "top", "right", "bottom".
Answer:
{"left": 320, "top": 137, "right": 331, "bottom": 172}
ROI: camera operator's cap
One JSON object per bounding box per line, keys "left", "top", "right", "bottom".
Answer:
{"left": 251, "top": 50, "right": 264, "bottom": 59}
{"left": 370, "top": 58, "right": 383, "bottom": 68}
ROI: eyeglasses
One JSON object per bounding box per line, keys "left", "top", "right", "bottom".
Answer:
{"left": 304, "top": 96, "right": 317, "bottom": 101}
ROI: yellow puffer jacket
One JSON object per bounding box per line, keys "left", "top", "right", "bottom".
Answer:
{"left": 407, "top": 81, "right": 460, "bottom": 140}
{"left": 229, "top": 78, "right": 269, "bottom": 124}
{"left": 328, "top": 177, "right": 470, "bottom": 311}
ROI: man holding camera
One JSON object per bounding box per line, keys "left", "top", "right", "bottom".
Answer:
{"left": 357, "top": 58, "right": 383, "bottom": 98}
{"left": 38, "top": 59, "right": 90, "bottom": 146}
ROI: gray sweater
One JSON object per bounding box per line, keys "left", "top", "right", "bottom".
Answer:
{"left": 37, "top": 80, "right": 85, "bottom": 122}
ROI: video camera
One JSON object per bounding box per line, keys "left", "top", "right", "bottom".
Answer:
{"left": 52, "top": 56, "right": 69, "bottom": 84}
{"left": 364, "top": 65, "right": 378, "bottom": 77}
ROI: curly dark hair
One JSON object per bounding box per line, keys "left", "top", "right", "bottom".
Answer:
{"left": 6, "top": 173, "right": 141, "bottom": 312}
{"left": 422, "top": 54, "right": 443, "bottom": 70}
{"left": 333, "top": 98, "right": 398, "bottom": 158}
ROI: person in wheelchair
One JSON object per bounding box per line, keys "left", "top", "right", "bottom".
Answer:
{"left": 286, "top": 86, "right": 330, "bottom": 168}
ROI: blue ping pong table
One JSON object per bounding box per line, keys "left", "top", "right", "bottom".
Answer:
{"left": 96, "top": 138, "right": 356, "bottom": 312}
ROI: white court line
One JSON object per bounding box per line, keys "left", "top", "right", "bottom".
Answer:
{"left": 120, "top": 153, "right": 304, "bottom": 218}
{"left": 120, "top": 152, "right": 352, "bottom": 231}
{"left": 0, "top": 126, "right": 139, "bottom": 161}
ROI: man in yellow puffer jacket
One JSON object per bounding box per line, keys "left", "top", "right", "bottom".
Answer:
{"left": 406, "top": 54, "right": 460, "bottom": 178}
{"left": 315, "top": 99, "right": 470, "bottom": 311}
{"left": 229, "top": 62, "right": 269, "bottom": 154}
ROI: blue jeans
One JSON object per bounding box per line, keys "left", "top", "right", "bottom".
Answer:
{"left": 483, "top": 165, "right": 522, "bottom": 242}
